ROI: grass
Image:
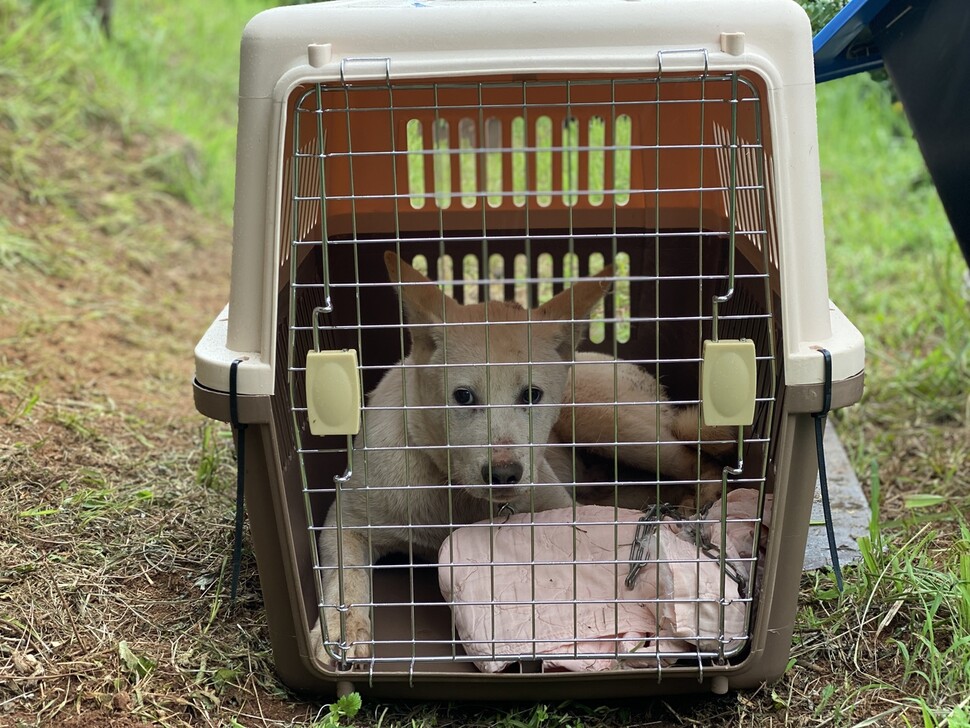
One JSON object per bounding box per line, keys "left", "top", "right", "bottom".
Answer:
{"left": 0, "top": 0, "right": 968, "bottom": 726}
{"left": 0, "top": 0, "right": 259, "bottom": 218}
{"left": 797, "top": 74, "right": 970, "bottom": 726}
{"left": 819, "top": 80, "right": 968, "bottom": 410}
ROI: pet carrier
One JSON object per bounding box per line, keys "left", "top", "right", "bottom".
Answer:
{"left": 193, "top": 0, "right": 864, "bottom": 699}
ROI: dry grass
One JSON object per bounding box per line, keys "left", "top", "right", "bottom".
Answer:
{"left": 0, "top": 121, "right": 318, "bottom": 723}
{"left": 0, "top": 7, "right": 307, "bottom": 719}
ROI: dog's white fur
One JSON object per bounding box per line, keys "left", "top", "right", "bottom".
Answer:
{"left": 311, "top": 252, "right": 729, "bottom": 663}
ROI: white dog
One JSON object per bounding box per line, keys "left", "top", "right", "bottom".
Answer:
{"left": 311, "top": 251, "right": 730, "bottom": 663}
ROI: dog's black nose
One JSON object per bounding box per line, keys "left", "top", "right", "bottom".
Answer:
{"left": 482, "top": 462, "right": 523, "bottom": 485}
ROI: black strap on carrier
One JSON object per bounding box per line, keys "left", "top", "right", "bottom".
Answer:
{"left": 813, "top": 347, "right": 844, "bottom": 593}
{"left": 228, "top": 358, "right": 248, "bottom": 605}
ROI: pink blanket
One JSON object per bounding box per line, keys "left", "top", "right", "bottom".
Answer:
{"left": 438, "top": 490, "right": 770, "bottom": 672}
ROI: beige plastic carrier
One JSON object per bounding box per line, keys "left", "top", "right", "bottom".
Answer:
{"left": 194, "top": 0, "right": 864, "bottom": 699}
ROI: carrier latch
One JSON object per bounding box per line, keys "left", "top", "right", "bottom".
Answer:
{"left": 701, "top": 338, "right": 756, "bottom": 427}
{"left": 306, "top": 349, "right": 362, "bottom": 436}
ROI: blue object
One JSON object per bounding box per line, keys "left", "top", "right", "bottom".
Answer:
{"left": 812, "top": 0, "right": 896, "bottom": 82}
{"left": 813, "top": 0, "right": 970, "bottom": 267}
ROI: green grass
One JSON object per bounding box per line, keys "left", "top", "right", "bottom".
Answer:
{"left": 799, "top": 72, "right": 970, "bottom": 728}
{"left": 0, "top": 0, "right": 261, "bottom": 218}
{"left": 819, "top": 78, "right": 969, "bottom": 428}
{"left": 108, "top": 0, "right": 265, "bottom": 215}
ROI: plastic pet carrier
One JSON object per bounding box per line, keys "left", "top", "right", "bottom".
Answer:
{"left": 193, "top": 0, "right": 865, "bottom": 699}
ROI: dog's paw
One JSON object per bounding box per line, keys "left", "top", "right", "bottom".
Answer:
{"left": 674, "top": 462, "right": 726, "bottom": 513}
{"left": 308, "top": 608, "right": 373, "bottom": 668}
{"left": 320, "top": 607, "right": 372, "bottom": 664}
{"left": 676, "top": 482, "right": 722, "bottom": 512}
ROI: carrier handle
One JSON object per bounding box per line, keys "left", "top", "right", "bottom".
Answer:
{"left": 657, "top": 48, "right": 710, "bottom": 76}
{"left": 339, "top": 56, "right": 392, "bottom": 84}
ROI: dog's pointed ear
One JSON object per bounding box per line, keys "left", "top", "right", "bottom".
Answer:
{"left": 534, "top": 265, "right": 614, "bottom": 355}
{"left": 385, "top": 251, "right": 461, "bottom": 352}
{"left": 384, "top": 251, "right": 461, "bottom": 323}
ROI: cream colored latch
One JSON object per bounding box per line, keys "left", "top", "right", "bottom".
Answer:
{"left": 306, "top": 349, "right": 362, "bottom": 436}
{"left": 701, "top": 339, "right": 757, "bottom": 427}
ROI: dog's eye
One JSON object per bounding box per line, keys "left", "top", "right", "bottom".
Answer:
{"left": 452, "top": 388, "right": 476, "bottom": 406}
{"left": 520, "top": 386, "right": 543, "bottom": 405}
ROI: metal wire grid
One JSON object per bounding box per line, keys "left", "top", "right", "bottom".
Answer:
{"left": 281, "top": 68, "right": 778, "bottom": 675}
{"left": 278, "top": 73, "right": 776, "bottom": 265}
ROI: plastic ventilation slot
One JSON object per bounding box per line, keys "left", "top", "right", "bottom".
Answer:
{"left": 713, "top": 122, "right": 778, "bottom": 273}
{"left": 405, "top": 114, "right": 633, "bottom": 210}
{"left": 409, "top": 252, "right": 630, "bottom": 344}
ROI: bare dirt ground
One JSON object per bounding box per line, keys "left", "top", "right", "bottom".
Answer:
{"left": 0, "top": 124, "right": 324, "bottom": 726}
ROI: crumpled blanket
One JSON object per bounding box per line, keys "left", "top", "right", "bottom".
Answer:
{"left": 437, "top": 489, "right": 771, "bottom": 672}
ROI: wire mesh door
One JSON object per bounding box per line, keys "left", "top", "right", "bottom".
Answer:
{"left": 282, "top": 66, "right": 779, "bottom": 677}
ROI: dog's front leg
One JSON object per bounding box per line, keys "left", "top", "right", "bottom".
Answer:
{"left": 312, "top": 505, "right": 379, "bottom": 665}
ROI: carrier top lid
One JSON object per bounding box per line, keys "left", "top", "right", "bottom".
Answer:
{"left": 239, "top": 0, "right": 814, "bottom": 99}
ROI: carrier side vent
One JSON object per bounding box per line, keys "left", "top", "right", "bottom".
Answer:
{"left": 405, "top": 114, "right": 632, "bottom": 210}
{"left": 713, "top": 122, "right": 779, "bottom": 273}
{"left": 409, "top": 251, "right": 631, "bottom": 345}
{"left": 281, "top": 135, "right": 323, "bottom": 272}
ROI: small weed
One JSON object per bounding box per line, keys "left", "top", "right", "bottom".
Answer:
{"left": 0, "top": 222, "right": 50, "bottom": 271}
{"left": 118, "top": 640, "right": 156, "bottom": 682}
{"left": 903, "top": 696, "right": 970, "bottom": 728}
{"left": 49, "top": 406, "right": 102, "bottom": 440}
{"left": 3, "top": 385, "right": 41, "bottom": 424}
{"left": 483, "top": 702, "right": 596, "bottom": 728}
{"left": 196, "top": 422, "right": 233, "bottom": 489}
{"left": 210, "top": 666, "right": 241, "bottom": 691}
{"left": 313, "top": 692, "right": 363, "bottom": 728}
